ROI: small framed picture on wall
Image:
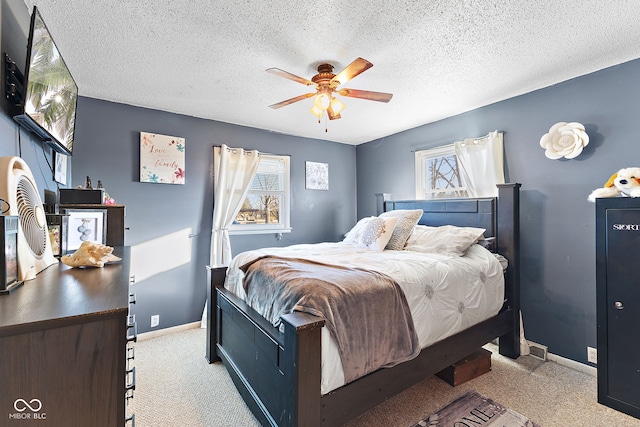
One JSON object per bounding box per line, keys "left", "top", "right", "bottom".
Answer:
{"left": 305, "top": 161, "right": 329, "bottom": 190}
{"left": 54, "top": 152, "right": 67, "bottom": 185}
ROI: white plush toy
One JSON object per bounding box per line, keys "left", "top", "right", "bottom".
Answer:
{"left": 588, "top": 167, "right": 640, "bottom": 202}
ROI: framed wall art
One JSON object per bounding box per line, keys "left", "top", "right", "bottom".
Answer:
{"left": 305, "top": 161, "right": 329, "bottom": 190}
{"left": 63, "top": 209, "right": 107, "bottom": 251}
{"left": 54, "top": 152, "right": 67, "bottom": 185}
{"left": 140, "top": 131, "right": 186, "bottom": 184}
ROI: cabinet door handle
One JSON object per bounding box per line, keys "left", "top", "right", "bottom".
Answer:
{"left": 127, "top": 346, "right": 135, "bottom": 362}
{"left": 127, "top": 315, "right": 137, "bottom": 342}
{"left": 614, "top": 301, "right": 624, "bottom": 310}
{"left": 125, "top": 366, "right": 136, "bottom": 402}
{"left": 126, "top": 366, "right": 136, "bottom": 391}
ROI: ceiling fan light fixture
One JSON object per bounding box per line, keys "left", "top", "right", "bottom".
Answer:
{"left": 314, "top": 92, "right": 331, "bottom": 111}
{"left": 329, "top": 97, "right": 345, "bottom": 115}
{"left": 310, "top": 105, "right": 323, "bottom": 117}
{"left": 266, "top": 57, "right": 392, "bottom": 127}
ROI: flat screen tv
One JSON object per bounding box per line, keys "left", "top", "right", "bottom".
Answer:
{"left": 13, "top": 6, "right": 78, "bottom": 156}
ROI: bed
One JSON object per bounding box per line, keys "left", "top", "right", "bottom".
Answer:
{"left": 206, "top": 183, "right": 521, "bottom": 427}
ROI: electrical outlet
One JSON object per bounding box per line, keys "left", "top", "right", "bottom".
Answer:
{"left": 151, "top": 315, "right": 159, "bottom": 328}
{"left": 587, "top": 346, "right": 597, "bottom": 364}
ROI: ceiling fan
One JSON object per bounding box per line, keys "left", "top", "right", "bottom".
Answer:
{"left": 266, "top": 57, "right": 393, "bottom": 123}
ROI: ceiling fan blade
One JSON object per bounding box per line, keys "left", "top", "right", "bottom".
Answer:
{"left": 338, "top": 88, "right": 393, "bottom": 103}
{"left": 268, "top": 93, "right": 315, "bottom": 109}
{"left": 327, "top": 105, "right": 341, "bottom": 120}
{"left": 331, "top": 58, "right": 373, "bottom": 86}
{"left": 266, "top": 68, "right": 316, "bottom": 86}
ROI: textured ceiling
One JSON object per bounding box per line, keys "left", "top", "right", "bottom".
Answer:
{"left": 20, "top": 1, "right": 640, "bottom": 145}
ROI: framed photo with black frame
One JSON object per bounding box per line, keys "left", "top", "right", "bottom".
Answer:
{"left": 63, "top": 208, "right": 107, "bottom": 252}
{"left": 46, "top": 214, "right": 68, "bottom": 257}
{"left": 0, "top": 216, "right": 23, "bottom": 294}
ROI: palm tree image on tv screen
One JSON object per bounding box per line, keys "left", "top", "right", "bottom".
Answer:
{"left": 25, "top": 10, "right": 78, "bottom": 153}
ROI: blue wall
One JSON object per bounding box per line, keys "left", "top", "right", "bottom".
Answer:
{"left": 356, "top": 59, "right": 640, "bottom": 365}
{"left": 71, "top": 97, "right": 357, "bottom": 333}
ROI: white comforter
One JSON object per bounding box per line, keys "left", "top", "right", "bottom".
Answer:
{"left": 224, "top": 242, "right": 505, "bottom": 394}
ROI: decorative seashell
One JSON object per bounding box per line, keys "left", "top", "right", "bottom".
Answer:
{"left": 61, "top": 241, "right": 120, "bottom": 268}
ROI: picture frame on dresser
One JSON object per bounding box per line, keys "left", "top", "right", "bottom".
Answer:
{"left": 63, "top": 208, "right": 107, "bottom": 251}
{"left": 0, "top": 215, "right": 22, "bottom": 294}
{"left": 59, "top": 204, "right": 126, "bottom": 248}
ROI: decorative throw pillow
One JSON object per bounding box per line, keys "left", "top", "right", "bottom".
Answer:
{"left": 379, "top": 209, "right": 423, "bottom": 250}
{"left": 343, "top": 216, "right": 398, "bottom": 251}
{"left": 404, "top": 225, "right": 486, "bottom": 257}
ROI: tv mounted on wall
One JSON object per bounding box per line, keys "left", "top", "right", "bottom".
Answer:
{"left": 9, "top": 6, "right": 78, "bottom": 156}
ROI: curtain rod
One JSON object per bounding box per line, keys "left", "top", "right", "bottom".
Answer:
{"left": 411, "top": 130, "right": 504, "bottom": 152}
{"left": 212, "top": 144, "right": 290, "bottom": 158}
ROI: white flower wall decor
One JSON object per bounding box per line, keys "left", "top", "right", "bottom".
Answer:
{"left": 539, "top": 122, "right": 589, "bottom": 159}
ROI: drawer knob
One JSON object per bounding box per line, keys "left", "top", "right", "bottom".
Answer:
{"left": 614, "top": 301, "right": 624, "bottom": 310}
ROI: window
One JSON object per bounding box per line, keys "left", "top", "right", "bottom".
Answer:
{"left": 225, "top": 152, "right": 291, "bottom": 235}
{"left": 415, "top": 145, "right": 468, "bottom": 199}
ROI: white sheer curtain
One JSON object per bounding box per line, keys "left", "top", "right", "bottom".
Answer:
{"left": 210, "top": 144, "right": 261, "bottom": 266}
{"left": 455, "top": 132, "right": 528, "bottom": 354}
{"left": 454, "top": 130, "right": 505, "bottom": 197}
{"left": 202, "top": 144, "right": 260, "bottom": 327}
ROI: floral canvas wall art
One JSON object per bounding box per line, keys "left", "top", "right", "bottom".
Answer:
{"left": 140, "top": 132, "right": 186, "bottom": 184}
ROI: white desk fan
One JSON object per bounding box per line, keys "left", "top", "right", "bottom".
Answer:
{"left": 0, "top": 156, "right": 57, "bottom": 281}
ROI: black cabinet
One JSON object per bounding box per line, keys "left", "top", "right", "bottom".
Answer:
{"left": 596, "top": 198, "right": 640, "bottom": 419}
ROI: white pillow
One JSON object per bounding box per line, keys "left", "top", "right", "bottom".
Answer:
{"left": 379, "top": 209, "right": 423, "bottom": 250}
{"left": 344, "top": 216, "right": 398, "bottom": 251}
{"left": 404, "top": 225, "right": 485, "bottom": 257}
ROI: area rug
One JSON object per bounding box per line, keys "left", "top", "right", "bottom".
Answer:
{"left": 413, "top": 390, "right": 540, "bottom": 427}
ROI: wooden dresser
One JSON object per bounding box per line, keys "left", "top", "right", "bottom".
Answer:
{"left": 0, "top": 247, "right": 135, "bottom": 426}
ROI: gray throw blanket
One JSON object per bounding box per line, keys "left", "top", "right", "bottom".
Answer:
{"left": 240, "top": 255, "right": 420, "bottom": 384}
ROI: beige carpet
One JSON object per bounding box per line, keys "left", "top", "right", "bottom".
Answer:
{"left": 129, "top": 327, "right": 640, "bottom": 427}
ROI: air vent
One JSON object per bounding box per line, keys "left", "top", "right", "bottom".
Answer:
{"left": 528, "top": 341, "right": 548, "bottom": 361}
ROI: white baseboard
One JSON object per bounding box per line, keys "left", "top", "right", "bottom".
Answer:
{"left": 525, "top": 339, "right": 596, "bottom": 377}
{"left": 136, "top": 321, "right": 201, "bottom": 341}
{"left": 547, "top": 351, "right": 597, "bottom": 377}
